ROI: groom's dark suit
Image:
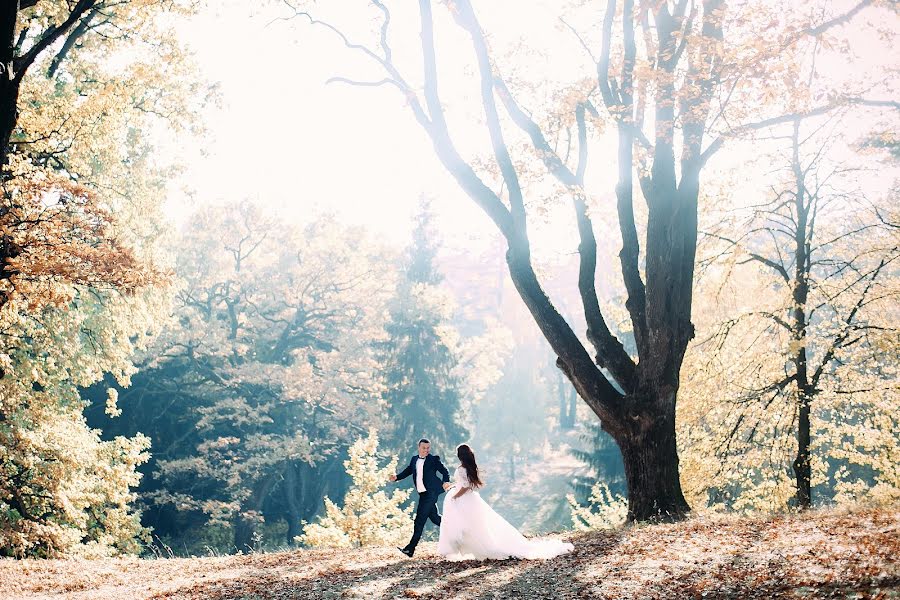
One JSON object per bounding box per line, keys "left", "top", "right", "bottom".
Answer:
{"left": 395, "top": 453, "right": 450, "bottom": 554}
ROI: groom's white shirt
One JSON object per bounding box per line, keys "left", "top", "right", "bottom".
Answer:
{"left": 415, "top": 456, "right": 426, "bottom": 492}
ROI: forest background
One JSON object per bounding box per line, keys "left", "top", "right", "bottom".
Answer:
{"left": 0, "top": 0, "right": 896, "bottom": 560}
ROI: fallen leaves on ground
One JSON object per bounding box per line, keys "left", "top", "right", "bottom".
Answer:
{"left": 1, "top": 505, "right": 897, "bottom": 599}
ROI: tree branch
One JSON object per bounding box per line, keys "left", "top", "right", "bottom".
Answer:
{"left": 805, "top": 0, "right": 875, "bottom": 36}
{"left": 597, "top": 0, "right": 618, "bottom": 108}
{"left": 292, "top": 3, "right": 514, "bottom": 237}
{"left": 417, "top": 0, "right": 515, "bottom": 238}
{"left": 739, "top": 252, "right": 791, "bottom": 283}
{"left": 14, "top": 0, "right": 97, "bottom": 79}
{"left": 701, "top": 98, "right": 900, "bottom": 165}
{"left": 46, "top": 5, "right": 99, "bottom": 78}
{"left": 811, "top": 257, "right": 889, "bottom": 389}
{"left": 613, "top": 0, "right": 650, "bottom": 360}
{"left": 326, "top": 76, "right": 402, "bottom": 89}
{"left": 491, "top": 79, "right": 638, "bottom": 391}
{"left": 447, "top": 0, "right": 525, "bottom": 226}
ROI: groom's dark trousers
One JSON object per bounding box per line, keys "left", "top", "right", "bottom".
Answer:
{"left": 395, "top": 453, "right": 450, "bottom": 553}
{"left": 408, "top": 490, "right": 442, "bottom": 549}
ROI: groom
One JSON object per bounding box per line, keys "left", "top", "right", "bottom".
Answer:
{"left": 389, "top": 438, "right": 451, "bottom": 557}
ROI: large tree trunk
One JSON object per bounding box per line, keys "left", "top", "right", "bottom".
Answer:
{"left": 233, "top": 474, "right": 277, "bottom": 553}
{"left": 283, "top": 461, "right": 303, "bottom": 546}
{"left": 0, "top": 1, "right": 20, "bottom": 172}
{"left": 613, "top": 400, "right": 690, "bottom": 521}
{"left": 506, "top": 245, "right": 690, "bottom": 522}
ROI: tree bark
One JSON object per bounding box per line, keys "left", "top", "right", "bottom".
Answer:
{"left": 233, "top": 473, "right": 277, "bottom": 553}
{"left": 614, "top": 401, "right": 690, "bottom": 521}
{"left": 0, "top": 1, "right": 19, "bottom": 172}
{"left": 283, "top": 461, "right": 303, "bottom": 546}
{"left": 0, "top": 0, "right": 97, "bottom": 172}
{"left": 790, "top": 119, "right": 813, "bottom": 509}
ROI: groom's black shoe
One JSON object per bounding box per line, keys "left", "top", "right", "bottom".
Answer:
{"left": 398, "top": 546, "right": 414, "bottom": 557}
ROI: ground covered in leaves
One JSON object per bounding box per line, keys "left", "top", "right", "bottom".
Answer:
{"left": 2, "top": 506, "right": 897, "bottom": 599}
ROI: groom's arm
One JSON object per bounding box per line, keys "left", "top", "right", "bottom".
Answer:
{"left": 394, "top": 458, "right": 413, "bottom": 482}
{"left": 434, "top": 455, "right": 451, "bottom": 483}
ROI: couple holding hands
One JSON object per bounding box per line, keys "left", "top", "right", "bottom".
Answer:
{"left": 390, "top": 438, "right": 573, "bottom": 561}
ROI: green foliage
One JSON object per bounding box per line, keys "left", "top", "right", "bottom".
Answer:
{"left": 137, "top": 203, "right": 394, "bottom": 550}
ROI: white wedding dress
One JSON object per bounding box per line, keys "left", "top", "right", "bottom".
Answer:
{"left": 437, "top": 466, "right": 574, "bottom": 561}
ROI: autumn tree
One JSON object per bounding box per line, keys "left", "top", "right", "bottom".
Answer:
{"left": 0, "top": 1, "right": 95, "bottom": 169}
{"left": 1, "top": 0, "right": 196, "bottom": 307}
{"left": 291, "top": 0, "right": 894, "bottom": 520}
{"left": 141, "top": 203, "right": 394, "bottom": 552}
{"left": 1, "top": 1, "right": 201, "bottom": 167}
{"left": 0, "top": 274, "right": 166, "bottom": 557}
{"left": 0, "top": 0, "right": 201, "bottom": 557}
{"left": 680, "top": 112, "right": 899, "bottom": 511}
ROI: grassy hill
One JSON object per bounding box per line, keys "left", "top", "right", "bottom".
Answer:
{"left": 2, "top": 506, "right": 897, "bottom": 599}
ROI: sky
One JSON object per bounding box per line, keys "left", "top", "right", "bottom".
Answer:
{"left": 162, "top": 0, "right": 623, "bottom": 261}
{"left": 163, "top": 0, "right": 897, "bottom": 259}
{"left": 167, "top": 2, "right": 495, "bottom": 250}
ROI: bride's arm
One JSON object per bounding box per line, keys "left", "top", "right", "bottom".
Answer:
{"left": 453, "top": 487, "right": 470, "bottom": 499}
{"left": 452, "top": 468, "right": 472, "bottom": 499}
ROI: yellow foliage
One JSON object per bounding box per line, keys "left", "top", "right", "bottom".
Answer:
{"left": 0, "top": 0, "right": 205, "bottom": 557}
{"left": 567, "top": 481, "right": 627, "bottom": 531}
{"left": 299, "top": 429, "right": 413, "bottom": 548}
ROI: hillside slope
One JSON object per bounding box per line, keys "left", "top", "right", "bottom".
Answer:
{"left": 2, "top": 506, "right": 897, "bottom": 599}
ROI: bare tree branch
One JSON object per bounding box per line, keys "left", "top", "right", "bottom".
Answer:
{"left": 811, "top": 258, "right": 890, "bottom": 389}
{"left": 445, "top": 0, "right": 525, "bottom": 225}
{"left": 806, "top": 0, "right": 875, "bottom": 35}
{"left": 492, "top": 56, "right": 639, "bottom": 392}
{"left": 701, "top": 98, "right": 900, "bottom": 166}
{"left": 326, "top": 76, "right": 401, "bottom": 89}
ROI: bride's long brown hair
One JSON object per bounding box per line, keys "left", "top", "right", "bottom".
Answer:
{"left": 457, "top": 444, "right": 483, "bottom": 488}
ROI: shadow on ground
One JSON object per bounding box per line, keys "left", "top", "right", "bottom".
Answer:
{"left": 151, "top": 531, "right": 622, "bottom": 600}
{"left": 133, "top": 508, "right": 900, "bottom": 600}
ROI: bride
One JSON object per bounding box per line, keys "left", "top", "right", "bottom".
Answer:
{"left": 437, "top": 444, "right": 574, "bottom": 561}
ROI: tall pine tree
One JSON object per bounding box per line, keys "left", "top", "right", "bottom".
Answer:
{"left": 381, "top": 201, "right": 467, "bottom": 458}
